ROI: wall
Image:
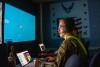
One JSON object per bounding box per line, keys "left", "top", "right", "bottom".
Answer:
{"left": 88, "top": 0, "right": 100, "bottom": 49}
{"left": 42, "top": 0, "right": 100, "bottom": 49}
{"left": 42, "top": 2, "right": 62, "bottom": 48}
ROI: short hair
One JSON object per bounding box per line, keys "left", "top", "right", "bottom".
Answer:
{"left": 59, "top": 18, "right": 75, "bottom": 32}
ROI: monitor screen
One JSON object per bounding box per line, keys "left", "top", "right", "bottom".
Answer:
{"left": 0, "top": 2, "right": 2, "bottom": 44}
{"left": 16, "top": 50, "right": 32, "bottom": 66}
{"left": 4, "top": 3, "right": 36, "bottom": 43}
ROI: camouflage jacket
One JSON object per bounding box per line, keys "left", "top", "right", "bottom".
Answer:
{"left": 53, "top": 37, "right": 87, "bottom": 67}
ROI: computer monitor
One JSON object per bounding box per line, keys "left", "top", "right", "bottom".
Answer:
{"left": 4, "top": 3, "right": 36, "bottom": 43}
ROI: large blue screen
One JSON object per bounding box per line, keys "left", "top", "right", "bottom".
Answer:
{"left": 4, "top": 3, "right": 36, "bottom": 43}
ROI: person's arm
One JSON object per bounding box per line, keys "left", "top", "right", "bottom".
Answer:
{"left": 34, "top": 59, "right": 42, "bottom": 67}
{"left": 45, "top": 55, "right": 56, "bottom": 62}
{"left": 54, "top": 40, "right": 71, "bottom": 67}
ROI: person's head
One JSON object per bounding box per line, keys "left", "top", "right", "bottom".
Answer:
{"left": 58, "top": 18, "right": 75, "bottom": 38}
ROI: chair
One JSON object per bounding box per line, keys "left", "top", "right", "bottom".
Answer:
{"left": 89, "top": 49, "right": 100, "bottom": 67}
{"left": 64, "top": 55, "right": 85, "bottom": 67}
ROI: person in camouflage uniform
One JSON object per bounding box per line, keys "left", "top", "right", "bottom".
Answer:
{"left": 46, "top": 18, "right": 88, "bottom": 67}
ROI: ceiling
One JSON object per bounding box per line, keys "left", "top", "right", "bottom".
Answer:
{"left": 32, "top": 0, "right": 75, "bottom": 3}
{"left": 32, "top": 0, "right": 55, "bottom": 3}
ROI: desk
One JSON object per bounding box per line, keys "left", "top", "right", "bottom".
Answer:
{"left": 42, "top": 62, "right": 54, "bottom": 67}
{"left": 38, "top": 53, "right": 56, "bottom": 57}
{"left": 34, "top": 57, "right": 54, "bottom": 67}
{"left": 16, "top": 58, "right": 54, "bottom": 67}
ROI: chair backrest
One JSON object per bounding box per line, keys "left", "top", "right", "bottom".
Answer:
{"left": 89, "top": 49, "right": 100, "bottom": 67}
{"left": 64, "top": 55, "right": 85, "bottom": 67}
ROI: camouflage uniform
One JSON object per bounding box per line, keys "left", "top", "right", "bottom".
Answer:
{"left": 53, "top": 37, "right": 87, "bottom": 67}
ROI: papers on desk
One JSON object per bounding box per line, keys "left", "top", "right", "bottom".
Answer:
{"left": 43, "top": 62, "right": 54, "bottom": 67}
